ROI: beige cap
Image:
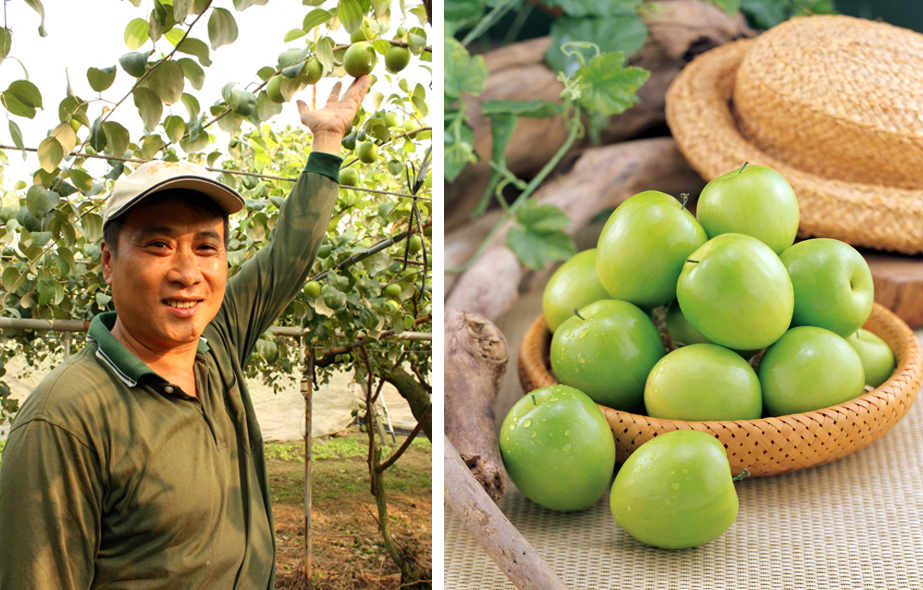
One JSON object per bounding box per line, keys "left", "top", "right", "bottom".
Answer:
{"left": 103, "top": 160, "right": 245, "bottom": 227}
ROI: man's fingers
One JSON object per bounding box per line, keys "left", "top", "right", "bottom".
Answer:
{"left": 325, "top": 81, "right": 344, "bottom": 107}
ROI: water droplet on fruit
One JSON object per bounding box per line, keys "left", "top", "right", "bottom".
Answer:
{"left": 523, "top": 418, "right": 532, "bottom": 428}
{"left": 531, "top": 431, "right": 537, "bottom": 438}
{"left": 563, "top": 444, "right": 572, "bottom": 452}
{"left": 672, "top": 483, "right": 680, "bottom": 490}
{"left": 509, "top": 424, "right": 516, "bottom": 431}
{"left": 564, "top": 430, "right": 571, "bottom": 436}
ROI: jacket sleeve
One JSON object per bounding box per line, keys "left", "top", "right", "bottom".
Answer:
{"left": 0, "top": 419, "right": 102, "bottom": 590}
{"left": 215, "top": 151, "right": 342, "bottom": 365}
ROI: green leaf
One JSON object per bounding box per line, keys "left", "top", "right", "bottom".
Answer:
{"left": 488, "top": 113, "right": 516, "bottom": 165}
{"left": 81, "top": 213, "right": 104, "bottom": 243}
{"left": 323, "top": 285, "right": 348, "bottom": 311}
{"left": 708, "top": 0, "right": 741, "bottom": 17}
{"left": 139, "top": 59, "right": 185, "bottom": 104}
{"left": 140, "top": 135, "right": 165, "bottom": 160}
{"left": 164, "top": 115, "right": 187, "bottom": 144}
{"left": 445, "top": 0, "right": 484, "bottom": 22}
{"left": 481, "top": 100, "right": 565, "bottom": 118}
{"left": 1, "top": 80, "right": 42, "bottom": 118}
{"left": 181, "top": 92, "right": 201, "bottom": 121}
{"left": 175, "top": 37, "right": 212, "bottom": 67}
{"left": 23, "top": 0, "right": 46, "bottom": 37}
{"left": 164, "top": 27, "right": 186, "bottom": 47}
{"left": 283, "top": 28, "right": 305, "bottom": 42}
{"left": 444, "top": 119, "right": 476, "bottom": 183}
{"left": 50, "top": 121, "right": 77, "bottom": 155}
{"left": 0, "top": 27, "right": 12, "bottom": 59}
{"left": 546, "top": 14, "right": 648, "bottom": 75}
{"left": 232, "top": 0, "right": 270, "bottom": 10}
{"left": 68, "top": 168, "right": 93, "bottom": 192}
{"left": 506, "top": 201, "right": 577, "bottom": 270}
{"left": 37, "top": 136, "right": 63, "bottom": 173}
{"left": 543, "top": 0, "right": 641, "bottom": 17}
{"left": 103, "top": 121, "right": 130, "bottom": 157}
{"left": 133, "top": 87, "right": 163, "bottom": 132}
{"left": 302, "top": 8, "right": 332, "bottom": 30}
{"left": 176, "top": 57, "right": 205, "bottom": 91}
{"left": 89, "top": 117, "right": 107, "bottom": 151}
{"left": 208, "top": 7, "right": 239, "bottom": 50}
{"left": 444, "top": 38, "right": 487, "bottom": 99}
{"left": 315, "top": 37, "right": 335, "bottom": 73}
{"left": 87, "top": 65, "right": 117, "bottom": 92}
{"left": 337, "top": 0, "right": 363, "bottom": 33}
{"left": 124, "top": 18, "right": 150, "bottom": 49}
{"left": 9, "top": 121, "right": 24, "bottom": 154}
{"left": 1, "top": 267, "right": 20, "bottom": 292}
{"left": 96, "top": 292, "right": 112, "bottom": 308}
{"left": 119, "top": 49, "right": 153, "bottom": 77}
{"left": 257, "top": 90, "right": 283, "bottom": 121}
{"left": 575, "top": 51, "right": 650, "bottom": 116}
{"left": 739, "top": 0, "right": 787, "bottom": 29}
{"left": 59, "top": 96, "right": 90, "bottom": 127}
{"left": 26, "top": 184, "right": 59, "bottom": 218}
{"left": 173, "top": 0, "right": 194, "bottom": 22}
{"left": 278, "top": 47, "right": 309, "bottom": 72}
{"left": 149, "top": 3, "right": 178, "bottom": 42}
{"left": 32, "top": 232, "right": 53, "bottom": 249}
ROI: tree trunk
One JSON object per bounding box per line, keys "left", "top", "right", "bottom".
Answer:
{"left": 385, "top": 365, "right": 432, "bottom": 441}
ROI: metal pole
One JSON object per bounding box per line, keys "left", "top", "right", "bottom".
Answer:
{"left": 302, "top": 347, "right": 314, "bottom": 585}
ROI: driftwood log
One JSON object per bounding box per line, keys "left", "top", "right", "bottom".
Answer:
{"left": 444, "top": 310, "right": 510, "bottom": 501}
{"left": 446, "top": 137, "right": 706, "bottom": 321}
{"left": 445, "top": 435, "right": 570, "bottom": 590}
{"left": 445, "top": 0, "right": 752, "bottom": 231}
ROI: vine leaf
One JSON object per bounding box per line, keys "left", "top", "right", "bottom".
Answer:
{"left": 574, "top": 51, "right": 650, "bottom": 116}
{"left": 444, "top": 38, "right": 486, "bottom": 99}
{"left": 546, "top": 13, "right": 648, "bottom": 75}
{"left": 506, "top": 201, "right": 577, "bottom": 270}
{"left": 444, "top": 116, "right": 475, "bottom": 183}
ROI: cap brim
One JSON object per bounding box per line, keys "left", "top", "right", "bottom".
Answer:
{"left": 665, "top": 39, "right": 923, "bottom": 254}
{"left": 105, "top": 175, "right": 245, "bottom": 225}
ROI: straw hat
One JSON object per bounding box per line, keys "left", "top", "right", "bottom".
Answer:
{"left": 665, "top": 15, "right": 923, "bottom": 254}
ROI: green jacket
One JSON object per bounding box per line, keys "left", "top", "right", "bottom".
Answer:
{"left": 0, "top": 152, "right": 342, "bottom": 589}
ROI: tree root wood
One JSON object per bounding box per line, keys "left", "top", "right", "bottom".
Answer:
{"left": 444, "top": 310, "right": 510, "bottom": 502}
{"left": 444, "top": 435, "right": 570, "bottom": 590}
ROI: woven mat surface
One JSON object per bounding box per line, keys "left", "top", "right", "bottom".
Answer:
{"left": 444, "top": 290, "right": 923, "bottom": 590}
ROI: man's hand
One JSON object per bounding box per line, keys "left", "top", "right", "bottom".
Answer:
{"left": 297, "top": 75, "right": 371, "bottom": 155}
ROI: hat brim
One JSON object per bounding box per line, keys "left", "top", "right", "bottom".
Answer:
{"left": 665, "top": 39, "right": 923, "bottom": 255}
{"left": 105, "top": 175, "right": 245, "bottom": 226}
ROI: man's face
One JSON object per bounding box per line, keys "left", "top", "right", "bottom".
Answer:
{"left": 101, "top": 194, "right": 227, "bottom": 354}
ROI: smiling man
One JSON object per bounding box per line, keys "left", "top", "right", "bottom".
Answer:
{"left": 0, "top": 76, "right": 370, "bottom": 590}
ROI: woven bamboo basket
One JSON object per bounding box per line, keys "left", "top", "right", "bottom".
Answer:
{"left": 517, "top": 302, "right": 923, "bottom": 477}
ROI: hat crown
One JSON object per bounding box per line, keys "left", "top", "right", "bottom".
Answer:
{"left": 733, "top": 15, "right": 923, "bottom": 189}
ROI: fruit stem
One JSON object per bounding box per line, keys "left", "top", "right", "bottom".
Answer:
{"left": 680, "top": 193, "right": 689, "bottom": 210}
{"left": 531, "top": 394, "right": 537, "bottom": 406}
{"left": 732, "top": 469, "right": 751, "bottom": 482}
{"left": 686, "top": 259, "right": 699, "bottom": 264}
{"left": 573, "top": 308, "right": 585, "bottom": 321}
{"left": 737, "top": 162, "right": 749, "bottom": 175}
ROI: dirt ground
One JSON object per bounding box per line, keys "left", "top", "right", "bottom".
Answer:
{"left": 269, "top": 433, "right": 433, "bottom": 590}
